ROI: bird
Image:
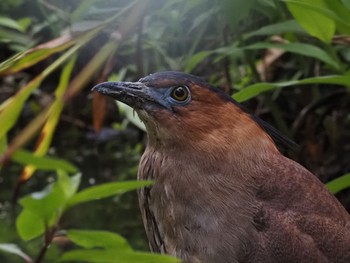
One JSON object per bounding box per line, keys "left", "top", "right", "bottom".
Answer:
{"left": 92, "top": 71, "right": 350, "bottom": 263}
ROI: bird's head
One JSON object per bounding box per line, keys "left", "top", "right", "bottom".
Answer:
{"left": 93, "top": 71, "right": 285, "bottom": 156}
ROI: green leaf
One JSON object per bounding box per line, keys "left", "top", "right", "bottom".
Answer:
{"left": 16, "top": 210, "right": 45, "bottom": 241}
{"left": 184, "top": 50, "right": 212, "bottom": 73}
{"left": 0, "top": 136, "right": 6, "bottom": 154}
{"left": 17, "top": 17, "right": 32, "bottom": 32}
{"left": 233, "top": 75, "right": 350, "bottom": 102}
{"left": 324, "top": 0, "right": 350, "bottom": 34}
{"left": 0, "top": 23, "right": 104, "bottom": 75}
{"left": 12, "top": 149, "right": 78, "bottom": 172}
{"left": 283, "top": 0, "right": 350, "bottom": 31}
{"left": 16, "top": 173, "right": 82, "bottom": 241}
{"left": 0, "top": 77, "right": 42, "bottom": 140}
{"left": 19, "top": 181, "right": 67, "bottom": 222}
{"left": 0, "top": 243, "right": 32, "bottom": 262}
{"left": 286, "top": 0, "right": 335, "bottom": 43}
{"left": 234, "top": 82, "right": 278, "bottom": 102}
{"left": 66, "top": 230, "right": 132, "bottom": 251}
{"left": 20, "top": 57, "right": 77, "bottom": 182}
{"left": 221, "top": 0, "right": 255, "bottom": 28}
{"left": 341, "top": 0, "right": 350, "bottom": 10}
{"left": 0, "top": 39, "right": 89, "bottom": 142}
{"left": 0, "top": 16, "right": 25, "bottom": 32}
{"left": 244, "top": 42, "right": 341, "bottom": 70}
{"left": 326, "top": 173, "right": 350, "bottom": 194}
{"left": 57, "top": 171, "right": 81, "bottom": 200}
{"left": 244, "top": 20, "right": 306, "bottom": 39}
{"left": 60, "top": 249, "right": 180, "bottom": 263}
{"left": 68, "top": 180, "right": 153, "bottom": 207}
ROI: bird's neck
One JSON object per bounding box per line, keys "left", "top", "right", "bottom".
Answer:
{"left": 147, "top": 117, "right": 279, "bottom": 167}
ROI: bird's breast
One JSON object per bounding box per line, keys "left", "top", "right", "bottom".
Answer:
{"left": 137, "top": 147, "right": 257, "bottom": 262}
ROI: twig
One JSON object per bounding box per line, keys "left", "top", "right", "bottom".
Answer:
{"left": 34, "top": 226, "right": 57, "bottom": 263}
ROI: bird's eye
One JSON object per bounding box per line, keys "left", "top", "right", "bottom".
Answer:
{"left": 170, "top": 86, "right": 189, "bottom": 102}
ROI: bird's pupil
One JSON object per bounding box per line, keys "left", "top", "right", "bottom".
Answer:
{"left": 175, "top": 87, "right": 185, "bottom": 98}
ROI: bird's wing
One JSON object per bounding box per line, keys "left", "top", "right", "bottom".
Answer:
{"left": 249, "top": 206, "right": 350, "bottom": 263}
{"left": 138, "top": 186, "right": 166, "bottom": 253}
{"left": 250, "top": 155, "right": 350, "bottom": 263}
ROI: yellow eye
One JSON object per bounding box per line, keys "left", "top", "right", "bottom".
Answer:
{"left": 171, "top": 86, "right": 189, "bottom": 101}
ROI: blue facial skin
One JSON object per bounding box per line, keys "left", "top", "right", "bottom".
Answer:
{"left": 92, "top": 81, "right": 191, "bottom": 112}
{"left": 146, "top": 86, "right": 192, "bottom": 112}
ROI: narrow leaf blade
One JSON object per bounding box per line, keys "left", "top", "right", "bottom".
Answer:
{"left": 0, "top": 243, "right": 32, "bottom": 262}
{"left": 66, "top": 230, "right": 132, "bottom": 251}
{"left": 60, "top": 249, "right": 180, "bottom": 263}
{"left": 327, "top": 173, "right": 350, "bottom": 194}
{"left": 68, "top": 181, "right": 153, "bottom": 207}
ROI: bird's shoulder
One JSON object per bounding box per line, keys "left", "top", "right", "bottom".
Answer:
{"left": 249, "top": 154, "right": 350, "bottom": 262}
{"left": 248, "top": 204, "right": 350, "bottom": 263}
{"left": 255, "top": 153, "right": 349, "bottom": 220}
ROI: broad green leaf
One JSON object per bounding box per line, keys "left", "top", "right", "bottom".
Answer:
{"left": 244, "top": 20, "right": 306, "bottom": 39}
{"left": 0, "top": 243, "right": 32, "bottom": 262}
{"left": 341, "top": 0, "right": 350, "bottom": 10}
{"left": 283, "top": 0, "right": 350, "bottom": 30}
{"left": 286, "top": 0, "right": 335, "bottom": 43}
{"left": 66, "top": 230, "right": 132, "bottom": 251}
{"left": 244, "top": 42, "right": 341, "bottom": 70}
{"left": 324, "top": 0, "right": 350, "bottom": 34}
{"left": 184, "top": 50, "right": 212, "bottom": 73}
{"left": 57, "top": 171, "right": 82, "bottom": 200}
{"left": 12, "top": 149, "right": 78, "bottom": 172}
{"left": 17, "top": 173, "right": 81, "bottom": 241}
{"left": 67, "top": 180, "right": 153, "bottom": 207}
{"left": 233, "top": 75, "right": 350, "bottom": 102}
{"left": 60, "top": 249, "right": 180, "bottom": 263}
{"left": 19, "top": 181, "right": 67, "bottom": 222}
{"left": 16, "top": 210, "right": 45, "bottom": 241}
{"left": 327, "top": 173, "right": 350, "bottom": 194}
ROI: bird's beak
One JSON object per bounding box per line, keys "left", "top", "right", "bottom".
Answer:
{"left": 92, "top": 81, "right": 161, "bottom": 110}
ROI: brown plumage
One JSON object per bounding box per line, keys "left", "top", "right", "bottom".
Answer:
{"left": 93, "top": 71, "right": 350, "bottom": 263}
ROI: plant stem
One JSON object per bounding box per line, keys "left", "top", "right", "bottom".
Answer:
{"left": 34, "top": 226, "right": 57, "bottom": 263}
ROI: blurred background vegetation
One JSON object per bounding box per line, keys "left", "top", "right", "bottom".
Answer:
{"left": 0, "top": 0, "right": 349, "bottom": 262}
